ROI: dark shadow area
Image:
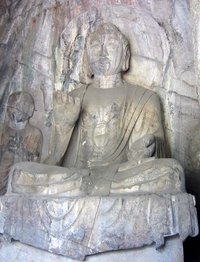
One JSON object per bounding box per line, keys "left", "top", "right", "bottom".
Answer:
{"left": 184, "top": 171, "right": 200, "bottom": 262}
{"left": 184, "top": 214, "right": 200, "bottom": 261}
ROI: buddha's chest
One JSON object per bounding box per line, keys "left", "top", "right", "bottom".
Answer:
{"left": 80, "top": 95, "right": 126, "bottom": 158}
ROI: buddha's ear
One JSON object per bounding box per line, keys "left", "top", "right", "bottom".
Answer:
{"left": 122, "top": 45, "right": 130, "bottom": 72}
{"left": 84, "top": 50, "right": 92, "bottom": 77}
{"left": 83, "top": 47, "right": 93, "bottom": 80}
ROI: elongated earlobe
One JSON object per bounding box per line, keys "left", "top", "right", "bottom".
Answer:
{"left": 122, "top": 45, "right": 130, "bottom": 72}
{"left": 84, "top": 48, "right": 93, "bottom": 79}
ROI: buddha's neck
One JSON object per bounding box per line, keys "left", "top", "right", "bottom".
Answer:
{"left": 8, "top": 120, "right": 28, "bottom": 130}
{"left": 94, "top": 74, "right": 123, "bottom": 89}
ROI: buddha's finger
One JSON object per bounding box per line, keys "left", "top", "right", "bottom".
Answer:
{"left": 68, "top": 95, "right": 74, "bottom": 104}
{"left": 62, "top": 92, "right": 68, "bottom": 103}
{"left": 74, "top": 97, "right": 81, "bottom": 105}
{"left": 143, "top": 134, "right": 155, "bottom": 147}
{"left": 145, "top": 142, "right": 156, "bottom": 157}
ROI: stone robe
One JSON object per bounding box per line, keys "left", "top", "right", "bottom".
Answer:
{"left": 63, "top": 83, "right": 165, "bottom": 168}
{"left": 8, "top": 84, "right": 184, "bottom": 196}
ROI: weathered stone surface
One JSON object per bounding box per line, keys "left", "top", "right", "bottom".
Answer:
{"left": 0, "top": 0, "right": 199, "bottom": 172}
{"left": 0, "top": 91, "right": 42, "bottom": 194}
{"left": 0, "top": 237, "right": 184, "bottom": 262}
{"left": 0, "top": 1, "right": 199, "bottom": 261}
{"left": 6, "top": 159, "right": 185, "bottom": 197}
{"left": 189, "top": 0, "right": 200, "bottom": 177}
{"left": 0, "top": 194, "right": 197, "bottom": 260}
{"left": 190, "top": 0, "right": 200, "bottom": 104}
{"left": 4, "top": 23, "right": 187, "bottom": 202}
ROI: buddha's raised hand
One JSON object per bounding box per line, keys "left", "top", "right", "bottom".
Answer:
{"left": 53, "top": 91, "right": 81, "bottom": 127}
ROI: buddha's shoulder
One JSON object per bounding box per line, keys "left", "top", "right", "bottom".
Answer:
{"left": 68, "top": 85, "right": 88, "bottom": 100}
{"left": 125, "top": 82, "right": 160, "bottom": 103}
{"left": 125, "top": 82, "right": 154, "bottom": 94}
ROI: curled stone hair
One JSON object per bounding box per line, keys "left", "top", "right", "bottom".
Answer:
{"left": 89, "top": 23, "right": 129, "bottom": 49}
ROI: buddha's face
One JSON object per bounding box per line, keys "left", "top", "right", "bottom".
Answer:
{"left": 87, "top": 29, "right": 125, "bottom": 76}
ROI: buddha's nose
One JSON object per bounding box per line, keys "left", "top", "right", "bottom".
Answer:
{"left": 100, "top": 44, "right": 108, "bottom": 57}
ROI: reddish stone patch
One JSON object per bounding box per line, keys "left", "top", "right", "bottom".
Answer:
{"left": 68, "top": 0, "right": 136, "bottom": 20}
{"left": 32, "top": 17, "right": 36, "bottom": 28}
{"left": 0, "top": 0, "right": 7, "bottom": 9}
{"left": 107, "top": 0, "right": 136, "bottom": 5}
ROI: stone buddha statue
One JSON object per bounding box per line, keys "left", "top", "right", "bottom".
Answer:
{"left": 0, "top": 91, "right": 42, "bottom": 194}
{"left": 7, "top": 23, "right": 185, "bottom": 197}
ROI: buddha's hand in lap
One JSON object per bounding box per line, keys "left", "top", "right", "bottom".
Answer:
{"left": 130, "top": 134, "right": 156, "bottom": 159}
{"left": 53, "top": 91, "right": 81, "bottom": 127}
{"left": 118, "top": 134, "right": 156, "bottom": 172}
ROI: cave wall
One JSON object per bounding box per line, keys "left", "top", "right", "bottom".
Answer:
{"left": 0, "top": 0, "right": 200, "bottom": 260}
{"left": 0, "top": 0, "right": 199, "bottom": 173}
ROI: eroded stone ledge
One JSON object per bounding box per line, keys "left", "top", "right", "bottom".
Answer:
{"left": 0, "top": 193, "right": 198, "bottom": 260}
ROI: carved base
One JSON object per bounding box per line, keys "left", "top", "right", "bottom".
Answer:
{"left": 0, "top": 193, "right": 198, "bottom": 260}
{"left": 0, "top": 237, "right": 183, "bottom": 262}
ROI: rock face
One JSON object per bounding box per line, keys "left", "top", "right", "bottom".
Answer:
{"left": 0, "top": 0, "right": 199, "bottom": 261}
{"left": 0, "top": 0, "right": 199, "bottom": 171}
{"left": 0, "top": 237, "right": 185, "bottom": 262}
{"left": 189, "top": 0, "right": 200, "bottom": 174}
{"left": 190, "top": 0, "right": 200, "bottom": 104}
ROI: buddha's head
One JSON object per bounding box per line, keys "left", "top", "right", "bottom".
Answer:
{"left": 7, "top": 91, "right": 35, "bottom": 123}
{"left": 87, "top": 23, "right": 130, "bottom": 76}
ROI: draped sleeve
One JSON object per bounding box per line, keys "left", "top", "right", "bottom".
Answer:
{"left": 127, "top": 93, "right": 166, "bottom": 160}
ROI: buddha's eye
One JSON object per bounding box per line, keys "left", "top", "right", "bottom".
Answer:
{"left": 90, "top": 41, "right": 101, "bottom": 49}
{"left": 107, "top": 39, "right": 118, "bottom": 47}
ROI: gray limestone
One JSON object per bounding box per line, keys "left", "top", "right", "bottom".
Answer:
{"left": 0, "top": 193, "right": 197, "bottom": 260}
{"left": 0, "top": 237, "right": 183, "bottom": 262}
{"left": 0, "top": 1, "right": 199, "bottom": 261}
{"left": 0, "top": 0, "right": 199, "bottom": 171}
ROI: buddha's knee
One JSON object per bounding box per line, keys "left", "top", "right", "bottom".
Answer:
{"left": 6, "top": 162, "right": 34, "bottom": 193}
{"left": 157, "top": 158, "right": 185, "bottom": 193}
{"left": 138, "top": 159, "right": 185, "bottom": 194}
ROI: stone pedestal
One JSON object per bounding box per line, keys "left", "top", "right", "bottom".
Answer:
{"left": 0, "top": 237, "right": 183, "bottom": 262}
{"left": 0, "top": 193, "right": 197, "bottom": 261}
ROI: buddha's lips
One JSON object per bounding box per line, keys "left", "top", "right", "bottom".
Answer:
{"left": 91, "top": 57, "right": 110, "bottom": 64}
